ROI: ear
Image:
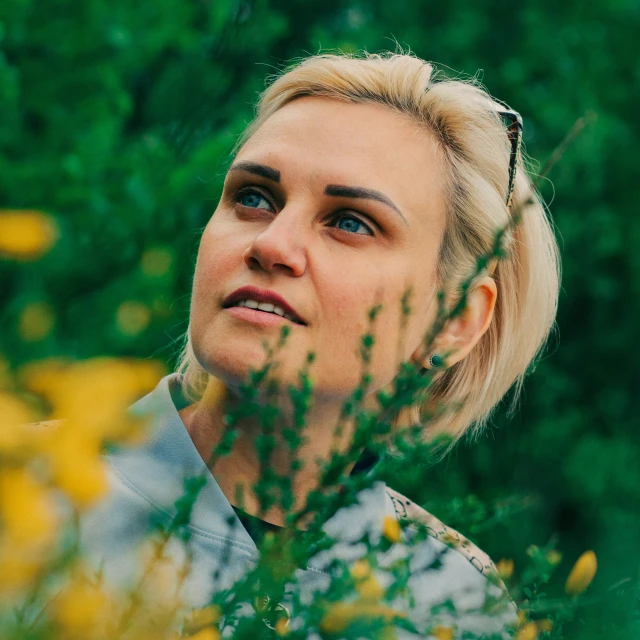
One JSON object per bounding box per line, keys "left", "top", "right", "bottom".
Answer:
{"left": 413, "top": 276, "right": 498, "bottom": 370}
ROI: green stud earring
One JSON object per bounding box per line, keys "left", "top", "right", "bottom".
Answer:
{"left": 429, "top": 354, "right": 444, "bottom": 368}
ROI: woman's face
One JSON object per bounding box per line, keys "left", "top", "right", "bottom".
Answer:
{"left": 190, "top": 96, "right": 448, "bottom": 402}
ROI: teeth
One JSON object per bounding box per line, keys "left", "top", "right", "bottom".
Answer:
{"left": 236, "top": 299, "right": 299, "bottom": 324}
{"left": 256, "top": 302, "right": 275, "bottom": 313}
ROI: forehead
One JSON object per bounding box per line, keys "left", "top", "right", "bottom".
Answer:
{"left": 236, "top": 96, "right": 447, "bottom": 229}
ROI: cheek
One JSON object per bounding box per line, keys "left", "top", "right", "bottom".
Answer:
{"left": 316, "top": 262, "right": 407, "bottom": 361}
{"left": 192, "top": 220, "right": 242, "bottom": 302}
{"left": 324, "top": 260, "right": 435, "bottom": 374}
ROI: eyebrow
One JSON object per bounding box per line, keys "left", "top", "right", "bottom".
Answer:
{"left": 325, "top": 185, "right": 408, "bottom": 225}
{"left": 227, "top": 161, "right": 408, "bottom": 225}
{"left": 228, "top": 161, "right": 280, "bottom": 182}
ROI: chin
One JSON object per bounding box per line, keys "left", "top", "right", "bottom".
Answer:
{"left": 192, "top": 334, "right": 292, "bottom": 388}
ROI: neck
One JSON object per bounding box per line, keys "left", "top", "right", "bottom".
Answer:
{"left": 178, "top": 376, "right": 362, "bottom": 529}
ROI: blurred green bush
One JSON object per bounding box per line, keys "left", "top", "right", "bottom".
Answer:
{"left": 1, "top": 1, "right": 638, "bottom": 637}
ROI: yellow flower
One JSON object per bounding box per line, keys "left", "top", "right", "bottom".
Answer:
{"left": 0, "top": 467, "right": 59, "bottom": 546}
{"left": 319, "top": 601, "right": 405, "bottom": 634}
{"left": 0, "top": 391, "right": 40, "bottom": 453}
{"left": 319, "top": 602, "right": 361, "bottom": 634}
{"left": 350, "top": 558, "right": 384, "bottom": 601}
{"left": 275, "top": 616, "right": 290, "bottom": 636}
{"left": 546, "top": 550, "right": 562, "bottom": 566}
{"left": 496, "top": 558, "right": 514, "bottom": 580}
{"left": 186, "top": 605, "right": 221, "bottom": 629}
{"left": 431, "top": 625, "right": 455, "bottom": 640}
{"left": 51, "top": 572, "right": 116, "bottom": 637}
{"left": 0, "top": 209, "right": 58, "bottom": 260}
{"left": 20, "top": 357, "right": 166, "bottom": 445}
{"left": 382, "top": 515, "right": 402, "bottom": 544}
{"left": 18, "top": 302, "right": 55, "bottom": 342}
{"left": 0, "top": 540, "right": 41, "bottom": 595}
{"left": 350, "top": 558, "right": 371, "bottom": 580}
{"left": 565, "top": 550, "right": 598, "bottom": 596}
{"left": 356, "top": 574, "right": 385, "bottom": 601}
{"left": 515, "top": 622, "right": 539, "bottom": 640}
{"left": 116, "top": 301, "right": 152, "bottom": 336}
{"left": 187, "top": 629, "right": 220, "bottom": 640}
{"left": 536, "top": 619, "right": 553, "bottom": 632}
{"left": 49, "top": 433, "right": 108, "bottom": 508}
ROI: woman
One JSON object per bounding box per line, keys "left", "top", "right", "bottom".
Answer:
{"left": 78, "top": 51, "right": 560, "bottom": 638}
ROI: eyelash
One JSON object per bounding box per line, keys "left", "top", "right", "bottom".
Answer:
{"left": 231, "top": 187, "right": 376, "bottom": 236}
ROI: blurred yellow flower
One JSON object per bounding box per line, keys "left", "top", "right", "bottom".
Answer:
{"left": 51, "top": 572, "right": 116, "bottom": 637}
{"left": 319, "top": 601, "right": 405, "bottom": 634}
{"left": 382, "top": 515, "right": 402, "bottom": 544}
{"left": 187, "top": 629, "right": 220, "bottom": 640}
{"left": 356, "top": 574, "right": 385, "bottom": 601}
{"left": 275, "top": 616, "right": 290, "bottom": 636}
{"left": 0, "top": 209, "right": 59, "bottom": 260}
{"left": 18, "top": 357, "right": 70, "bottom": 398}
{"left": 0, "top": 542, "right": 41, "bottom": 595}
{"left": 546, "top": 549, "right": 562, "bottom": 566}
{"left": 141, "top": 246, "right": 174, "bottom": 277}
{"left": 186, "top": 605, "right": 221, "bottom": 629}
{"left": 117, "top": 300, "right": 152, "bottom": 336}
{"left": 143, "top": 555, "right": 190, "bottom": 610}
{"left": 18, "top": 301, "right": 55, "bottom": 341}
{"left": 496, "top": 558, "right": 514, "bottom": 580}
{"left": 49, "top": 433, "right": 108, "bottom": 509}
{"left": 431, "top": 625, "right": 455, "bottom": 640}
{"left": 350, "top": 558, "right": 371, "bottom": 580}
{"left": 0, "top": 391, "right": 40, "bottom": 452}
{"left": 0, "top": 467, "right": 59, "bottom": 545}
{"left": 515, "top": 622, "right": 539, "bottom": 640}
{"left": 20, "top": 357, "right": 166, "bottom": 445}
{"left": 319, "top": 602, "right": 362, "bottom": 634}
{"left": 536, "top": 619, "right": 553, "bottom": 632}
{"left": 350, "top": 557, "right": 384, "bottom": 601}
{"left": 565, "top": 550, "right": 598, "bottom": 596}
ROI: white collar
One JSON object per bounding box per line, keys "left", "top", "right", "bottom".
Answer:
{"left": 108, "top": 373, "right": 397, "bottom": 568}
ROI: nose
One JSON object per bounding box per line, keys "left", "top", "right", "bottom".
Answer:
{"left": 243, "top": 207, "right": 308, "bottom": 276}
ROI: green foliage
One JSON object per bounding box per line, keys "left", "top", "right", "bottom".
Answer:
{"left": 1, "top": 0, "right": 639, "bottom": 638}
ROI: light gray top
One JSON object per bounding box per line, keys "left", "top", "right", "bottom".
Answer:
{"left": 79, "top": 373, "right": 518, "bottom": 638}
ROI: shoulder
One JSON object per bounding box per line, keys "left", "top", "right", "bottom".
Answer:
{"left": 385, "top": 486, "right": 519, "bottom": 639}
{"left": 385, "top": 486, "right": 508, "bottom": 589}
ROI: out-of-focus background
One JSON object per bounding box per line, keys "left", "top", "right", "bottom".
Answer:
{"left": 1, "top": 1, "right": 638, "bottom": 637}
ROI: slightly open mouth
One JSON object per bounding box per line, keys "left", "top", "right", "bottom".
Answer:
{"left": 225, "top": 305, "right": 305, "bottom": 326}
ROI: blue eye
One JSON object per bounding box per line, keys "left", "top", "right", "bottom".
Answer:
{"left": 237, "top": 190, "right": 272, "bottom": 210}
{"left": 332, "top": 214, "right": 374, "bottom": 236}
{"left": 234, "top": 188, "right": 374, "bottom": 236}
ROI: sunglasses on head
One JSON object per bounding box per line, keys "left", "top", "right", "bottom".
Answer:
{"left": 493, "top": 99, "right": 523, "bottom": 210}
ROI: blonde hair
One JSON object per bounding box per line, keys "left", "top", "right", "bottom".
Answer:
{"left": 175, "top": 50, "right": 561, "bottom": 455}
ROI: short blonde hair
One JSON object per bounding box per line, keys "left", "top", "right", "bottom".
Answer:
{"left": 175, "top": 50, "right": 561, "bottom": 454}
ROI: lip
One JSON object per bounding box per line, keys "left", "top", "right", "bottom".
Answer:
{"left": 222, "top": 285, "right": 306, "bottom": 325}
